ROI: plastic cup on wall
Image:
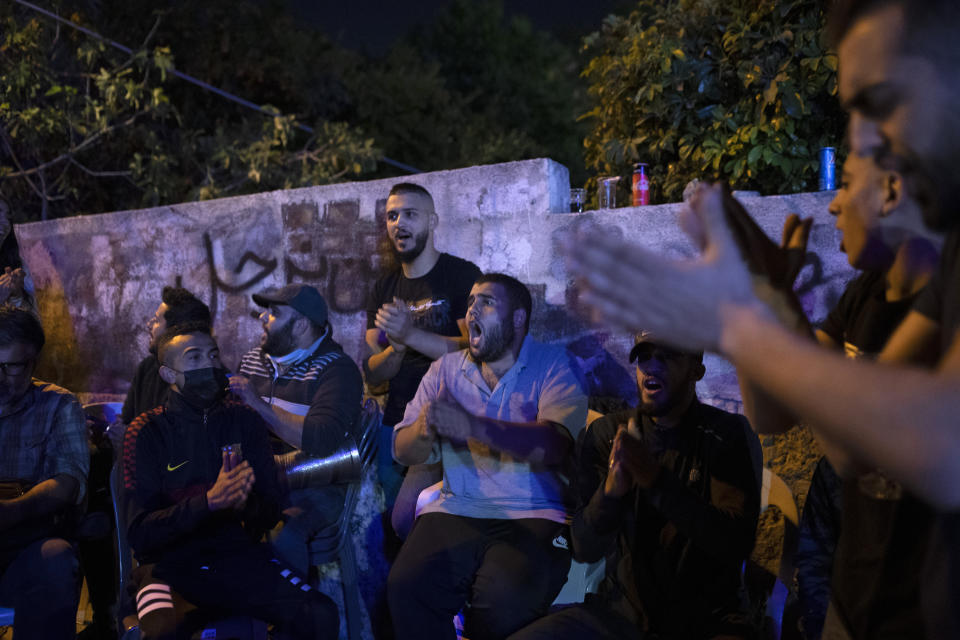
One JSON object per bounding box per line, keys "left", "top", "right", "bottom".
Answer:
{"left": 598, "top": 177, "right": 620, "bottom": 209}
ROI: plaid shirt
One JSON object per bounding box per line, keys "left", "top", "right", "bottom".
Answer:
{"left": 0, "top": 380, "right": 88, "bottom": 503}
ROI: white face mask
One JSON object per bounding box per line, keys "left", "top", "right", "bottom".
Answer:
{"left": 267, "top": 326, "right": 328, "bottom": 368}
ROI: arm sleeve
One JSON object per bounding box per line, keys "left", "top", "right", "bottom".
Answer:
{"left": 367, "top": 277, "right": 384, "bottom": 330}
{"left": 123, "top": 420, "right": 210, "bottom": 557}
{"left": 646, "top": 416, "right": 760, "bottom": 562}
{"left": 393, "top": 358, "right": 444, "bottom": 464}
{"left": 300, "top": 357, "right": 363, "bottom": 456}
{"left": 42, "top": 393, "right": 89, "bottom": 503}
{"left": 239, "top": 408, "right": 284, "bottom": 536}
{"left": 571, "top": 417, "right": 625, "bottom": 563}
{"left": 536, "top": 352, "right": 588, "bottom": 440}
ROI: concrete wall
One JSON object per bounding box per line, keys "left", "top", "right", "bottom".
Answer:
{"left": 18, "top": 157, "right": 853, "bottom": 410}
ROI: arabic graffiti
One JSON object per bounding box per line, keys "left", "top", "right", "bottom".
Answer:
{"left": 199, "top": 198, "right": 388, "bottom": 321}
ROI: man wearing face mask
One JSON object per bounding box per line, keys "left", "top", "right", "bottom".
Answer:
{"left": 122, "top": 322, "right": 339, "bottom": 639}
{"left": 231, "top": 284, "right": 363, "bottom": 574}
{"left": 121, "top": 286, "right": 212, "bottom": 425}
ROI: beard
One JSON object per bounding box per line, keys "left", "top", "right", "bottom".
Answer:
{"left": 636, "top": 379, "right": 697, "bottom": 418}
{"left": 470, "top": 319, "right": 515, "bottom": 363}
{"left": 392, "top": 229, "right": 429, "bottom": 263}
{"left": 262, "top": 319, "right": 297, "bottom": 356}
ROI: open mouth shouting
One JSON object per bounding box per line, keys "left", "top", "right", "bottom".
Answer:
{"left": 641, "top": 375, "right": 665, "bottom": 395}
{"left": 468, "top": 318, "right": 483, "bottom": 350}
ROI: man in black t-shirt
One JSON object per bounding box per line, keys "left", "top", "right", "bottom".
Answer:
{"left": 363, "top": 183, "right": 481, "bottom": 518}
{"left": 794, "top": 153, "right": 940, "bottom": 639}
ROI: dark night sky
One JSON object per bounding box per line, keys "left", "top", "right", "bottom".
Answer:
{"left": 283, "top": 0, "right": 630, "bottom": 53}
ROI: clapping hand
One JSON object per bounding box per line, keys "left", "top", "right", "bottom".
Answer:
{"left": 604, "top": 418, "right": 661, "bottom": 497}
{"left": 375, "top": 297, "right": 414, "bottom": 347}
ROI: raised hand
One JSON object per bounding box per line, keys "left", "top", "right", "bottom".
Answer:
{"left": 604, "top": 418, "right": 661, "bottom": 498}
{"left": 228, "top": 374, "right": 261, "bottom": 408}
{"left": 560, "top": 183, "right": 758, "bottom": 353}
{"left": 780, "top": 212, "right": 813, "bottom": 287}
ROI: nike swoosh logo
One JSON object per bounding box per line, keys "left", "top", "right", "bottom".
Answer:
{"left": 166, "top": 461, "right": 189, "bottom": 472}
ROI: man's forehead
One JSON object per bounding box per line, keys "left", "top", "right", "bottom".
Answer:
{"left": 838, "top": 4, "right": 905, "bottom": 104}
{"left": 170, "top": 333, "right": 216, "bottom": 356}
{"left": 386, "top": 192, "right": 431, "bottom": 212}
{"left": 470, "top": 282, "right": 503, "bottom": 299}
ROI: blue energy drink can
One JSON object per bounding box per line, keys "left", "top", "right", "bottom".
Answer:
{"left": 819, "top": 147, "right": 837, "bottom": 190}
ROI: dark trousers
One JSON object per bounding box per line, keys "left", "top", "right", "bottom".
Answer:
{"left": 510, "top": 595, "right": 754, "bottom": 640}
{"left": 0, "top": 537, "right": 80, "bottom": 640}
{"left": 388, "top": 513, "right": 571, "bottom": 640}
{"left": 135, "top": 541, "right": 339, "bottom": 640}
{"left": 507, "top": 600, "right": 640, "bottom": 640}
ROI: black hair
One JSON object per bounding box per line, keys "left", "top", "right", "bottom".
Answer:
{"left": 828, "top": 0, "right": 960, "bottom": 72}
{"left": 388, "top": 183, "right": 435, "bottom": 208}
{"left": 0, "top": 307, "right": 45, "bottom": 354}
{"left": 156, "top": 320, "right": 212, "bottom": 366}
{"left": 160, "top": 286, "right": 212, "bottom": 328}
{"left": 474, "top": 272, "right": 533, "bottom": 334}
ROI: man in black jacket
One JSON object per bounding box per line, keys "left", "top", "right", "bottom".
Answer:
{"left": 511, "top": 333, "right": 760, "bottom": 640}
{"left": 122, "top": 323, "right": 338, "bottom": 640}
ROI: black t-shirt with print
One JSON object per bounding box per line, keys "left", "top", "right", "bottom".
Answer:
{"left": 818, "top": 269, "right": 935, "bottom": 639}
{"left": 819, "top": 270, "right": 916, "bottom": 358}
{"left": 366, "top": 252, "right": 481, "bottom": 426}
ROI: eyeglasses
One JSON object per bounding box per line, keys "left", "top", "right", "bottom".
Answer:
{"left": 0, "top": 361, "right": 31, "bottom": 376}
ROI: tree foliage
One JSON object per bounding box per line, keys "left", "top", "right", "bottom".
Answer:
{"left": 0, "top": 0, "right": 589, "bottom": 221}
{"left": 341, "top": 0, "right": 589, "bottom": 183}
{"left": 0, "top": 1, "right": 378, "bottom": 221}
{"left": 581, "top": 0, "right": 846, "bottom": 204}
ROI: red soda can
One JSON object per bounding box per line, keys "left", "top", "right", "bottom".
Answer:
{"left": 632, "top": 163, "right": 650, "bottom": 206}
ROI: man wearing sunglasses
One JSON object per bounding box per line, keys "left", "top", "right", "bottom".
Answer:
{"left": 0, "top": 308, "right": 88, "bottom": 640}
{"left": 512, "top": 332, "right": 760, "bottom": 640}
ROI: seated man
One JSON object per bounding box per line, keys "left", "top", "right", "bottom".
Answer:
{"left": 511, "top": 332, "right": 760, "bottom": 640}
{"left": 388, "top": 273, "right": 588, "bottom": 640}
{"left": 121, "top": 286, "right": 212, "bottom": 425}
{"left": 230, "top": 283, "right": 362, "bottom": 573}
{"left": 0, "top": 308, "right": 88, "bottom": 640}
{"left": 122, "top": 323, "right": 338, "bottom": 640}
